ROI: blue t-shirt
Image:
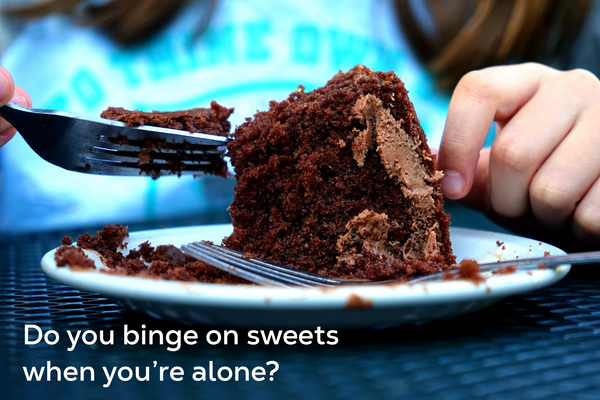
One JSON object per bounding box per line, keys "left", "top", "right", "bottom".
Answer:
{"left": 0, "top": 0, "right": 454, "bottom": 234}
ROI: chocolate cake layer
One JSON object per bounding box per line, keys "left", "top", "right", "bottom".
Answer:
{"left": 224, "top": 65, "right": 455, "bottom": 280}
{"left": 100, "top": 101, "right": 233, "bottom": 178}
{"left": 101, "top": 101, "right": 233, "bottom": 134}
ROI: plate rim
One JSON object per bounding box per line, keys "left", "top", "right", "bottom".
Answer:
{"left": 41, "top": 224, "right": 571, "bottom": 310}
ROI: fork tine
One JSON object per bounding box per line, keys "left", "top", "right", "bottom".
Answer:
{"left": 184, "top": 242, "right": 333, "bottom": 287}
{"left": 181, "top": 242, "right": 340, "bottom": 287}
{"left": 83, "top": 157, "right": 216, "bottom": 177}
{"left": 84, "top": 156, "right": 212, "bottom": 168}
{"left": 88, "top": 137, "right": 227, "bottom": 177}
{"left": 93, "top": 140, "right": 224, "bottom": 155}
{"left": 89, "top": 146, "right": 220, "bottom": 162}
{"left": 87, "top": 141, "right": 225, "bottom": 176}
{"left": 211, "top": 245, "right": 354, "bottom": 284}
{"left": 180, "top": 243, "right": 300, "bottom": 287}
{"left": 185, "top": 246, "right": 294, "bottom": 287}
{"left": 105, "top": 125, "right": 230, "bottom": 146}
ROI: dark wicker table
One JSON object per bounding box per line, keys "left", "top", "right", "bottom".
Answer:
{"left": 3, "top": 216, "right": 600, "bottom": 400}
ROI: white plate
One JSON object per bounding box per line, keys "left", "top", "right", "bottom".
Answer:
{"left": 41, "top": 225, "right": 570, "bottom": 329}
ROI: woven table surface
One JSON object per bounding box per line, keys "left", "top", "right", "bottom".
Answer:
{"left": 2, "top": 224, "right": 600, "bottom": 400}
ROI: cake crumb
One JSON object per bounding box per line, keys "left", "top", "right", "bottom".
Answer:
{"left": 492, "top": 265, "right": 517, "bottom": 275}
{"left": 457, "top": 259, "right": 482, "bottom": 280}
{"left": 60, "top": 224, "right": 249, "bottom": 284}
{"left": 445, "top": 259, "right": 485, "bottom": 284}
{"left": 346, "top": 293, "right": 373, "bottom": 310}
{"left": 54, "top": 246, "right": 96, "bottom": 270}
{"left": 496, "top": 240, "right": 504, "bottom": 247}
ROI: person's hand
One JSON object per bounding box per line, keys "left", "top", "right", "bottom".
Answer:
{"left": 0, "top": 66, "right": 31, "bottom": 147}
{"left": 437, "top": 62, "right": 600, "bottom": 250}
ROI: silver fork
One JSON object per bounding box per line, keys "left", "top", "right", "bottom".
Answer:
{"left": 181, "top": 242, "right": 600, "bottom": 287}
{"left": 181, "top": 242, "right": 375, "bottom": 287}
{"left": 0, "top": 102, "right": 230, "bottom": 176}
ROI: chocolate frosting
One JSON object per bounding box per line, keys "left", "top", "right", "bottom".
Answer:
{"left": 336, "top": 210, "right": 399, "bottom": 266}
{"left": 346, "top": 94, "right": 444, "bottom": 261}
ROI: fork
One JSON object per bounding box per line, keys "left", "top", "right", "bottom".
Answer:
{"left": 181, "top": 242, "right": 600, "bottom": 287}
{"left": 0, "top": 102, "right": 230, "bottom": 176}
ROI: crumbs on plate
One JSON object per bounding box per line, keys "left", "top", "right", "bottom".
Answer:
{"left": 54, "top": 224, "right": 249, "bottom": 284}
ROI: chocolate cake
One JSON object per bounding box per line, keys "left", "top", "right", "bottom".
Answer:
{"left": 223, "top": 65, "right": 455, "bottom": 280}
{"left": 57, "top": 65, "right": 455, "bottom": 284}
{"left": 100, "top": 101, "right": 233, "bottom": 178}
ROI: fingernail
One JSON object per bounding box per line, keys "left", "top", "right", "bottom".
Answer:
{"left": 0, "top": 73, "right": 9, "bottom": 102}
{"left": 441, "top": 170, "right": 464, "bottom": 196}
{"left": 10, "top": 91, "right": 28, "bottom": 106}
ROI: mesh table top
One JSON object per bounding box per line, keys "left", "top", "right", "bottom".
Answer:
{"left": 3, "top": 226, "right": 600, "bottom": 400}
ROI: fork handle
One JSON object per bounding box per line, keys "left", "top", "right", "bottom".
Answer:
{"left": 409, "top": 250, "right": 600, "bottom": 283}
{"left": 478, "top": 250, "right": 600, "bottom": 271}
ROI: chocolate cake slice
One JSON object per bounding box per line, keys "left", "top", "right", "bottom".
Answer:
{"left": 224, "top": 65, "right": 455, "bottom": 281}
{"left": 101, "top": 101, "right": 233, "bottom": 178}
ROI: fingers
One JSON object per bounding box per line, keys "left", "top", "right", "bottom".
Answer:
{"left": 0, "top": 66, "right": 14, "bottom": 105}
{"left": 12, "top": 86, "right": 31, "bottom": 107}
{"left": 0, "top": 86, "right": 31, "bottom": 147}
{"left": 438, "top": 63, "right": 600, "bottom": 243}
{"left": 489, "top": 68, "right": 599, "bottom": 219}
{"left": 438, "top": 63, "right": 550, "bottom": 200}
{"left": 529, "top": 99, "right": 600, "bottom": 230}
{"left": 490, "top": 68, "right": 600, "bottom": 234}
{"left": 0, "top": 66, "right": 16, "bottom": 144}
{"left": 573, "top": 175, "right": 600, "bottom": 240}
{"left": 547, "top": 94, "right": 600, "bottom": 240}
{"left": 454, "top": 148, "right": 491, "bottom": 212}
{"left": 0, "top": 66, "right": 31, "bottom": 147}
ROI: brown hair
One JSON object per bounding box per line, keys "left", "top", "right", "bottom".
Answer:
{"left": 3, "top": 0, "right": 592, "bottom": 88}
{"left": 395, "top": 0, "right": 592, "bottom": 90}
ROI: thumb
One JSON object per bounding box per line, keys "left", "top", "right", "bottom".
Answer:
{"left": 0, "top": 66, "right": 15, "bottom": 106}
